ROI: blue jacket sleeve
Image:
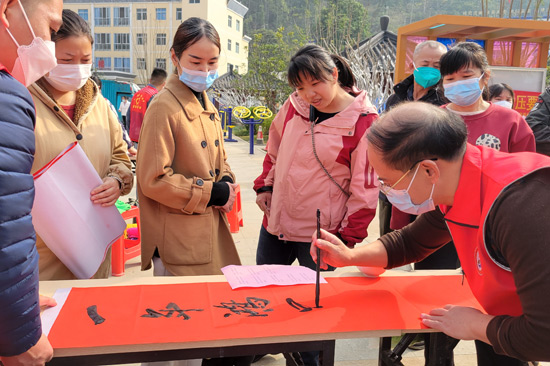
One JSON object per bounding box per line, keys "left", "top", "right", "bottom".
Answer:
{"left": 0, "top": 70, "right": 42, "bottom": 356}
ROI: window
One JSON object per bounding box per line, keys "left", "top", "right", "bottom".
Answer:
{"left": 114, "top": 7, "right": 129, "bottom": 26}
{"left": 156, "top": 58, "right": 166, "bottom": 70}
{"left": 228, "top": 15, "right": 232, "bottom": 27}
{"left": 189, "top": 0, "right": 200, "bottom": 3}
{"left": 94, "top": 7, "right": 110, "bottom": 26}
{"left": 114, "top": 57, "right": 131, "bottom": 72}
{"left": 236, "top": 42, "right": 240, "bottom": 54}
{"left": 227, "top": 63, "right": 234, "bottom": 73}
{"left": 78, "top": 9, "right": 88, "bottom": 22}
{"left": 137, "top": 58, "right": 147, "bottom": 70}
{"left": 114, "top": 33, "right": 130, "bottom": 51}
{"left": 136, "top": 8, "right": 147, "bottom": 20}
{"left": 227, "top": 39, "right": 232, "bottom": 51}
{"left": 176, "top": 8, "right": 182, "bottom": 21}
{"left": 156, "top": 33, "right": 167, "bottom": 46}
{"left": 94, "top": 33, "right": 111, "bottom": 51}
{"left": 235, "top": 65, "right": 239, "bottom": 73}
{"left": 236, "top": 19, "right": 240, "bottom": 32}
{"left": 156, "top": 8, "right": 166, "bottom": 20}
{"left": 136, "top": 33, "right": 147, "bottom": 45}
{"left": 95, "top": 57, "right": 111, "bottom": 70}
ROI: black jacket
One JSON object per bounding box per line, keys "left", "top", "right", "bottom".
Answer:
{"left": 525, "top": 87, "right": 550, "bottom": 156}
{"left": 384, "top": 74, "right": 448, "bottom": 111}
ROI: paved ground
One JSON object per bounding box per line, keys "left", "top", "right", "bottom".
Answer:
{"left": 120, "top": 136, "right": 479, "bottom": 365}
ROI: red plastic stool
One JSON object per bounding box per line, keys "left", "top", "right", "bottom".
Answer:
{"left": 111, "top": 206, "right": 141, "bottom": 276}
{"left": 227, "top": 184, "right": 243, "bottom": 233}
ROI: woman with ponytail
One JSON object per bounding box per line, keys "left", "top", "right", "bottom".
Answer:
{"left": 253, "top": 44, "right": 379, "bottom": 365}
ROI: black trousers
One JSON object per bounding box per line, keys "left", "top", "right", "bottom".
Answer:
{"left": 379, "top": 194, "right": 460, "bottom": 366}
{"left": 475, "top": 340, "right": 529, "bottom": 366}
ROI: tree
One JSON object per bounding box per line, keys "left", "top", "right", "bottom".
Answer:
{"left": 318, "top": 0, "right": 370, "bottom": 51}
{"left": 230, "top": 27, "right": 307, "bottom": 110}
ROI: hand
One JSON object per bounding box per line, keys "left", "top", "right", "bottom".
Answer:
{"left": 127, "top": 147, "right": 137, "bottom": 157}
{"left": 256, "top": 192, "right": 272, "bottom": 217}
{"left": 39, "top": 295, "right": 57, "bottom": 310}
{"left": 421, "top": 305, "right": 493, "bottom": 342}
{"left": 217, "top": 183, "right": 238, "bottom": 213}
{"left": 90, "top": 177, "right": 121, "bottom": 207}
{"left": 0, "top": 334, "right": 53, "bottom": 366}
{"left": 310, "top": 229, "right": 352, "bottom": 270}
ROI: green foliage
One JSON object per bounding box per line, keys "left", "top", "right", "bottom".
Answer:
{"left": 261, "top": 114, "right": 275, "bottom": 139}
{"left": 319, "top": 0, "right": 370, "bottom": 51}
{"left": 233, "top": 26, "right": 307, "bottom": 110}
{"left": 232, "top": 124, "right": 249, "bottom": 137}
{"left": 232, "top": 115, "right": 273, "bottom": 143}
{"left": 240, "top": 0, "right": 487, "bottom": 38}
{"left": 233, "top": 0, "right": 373, "bottom": 107}
{"left": 241, "top": 0, "right": 322, "bottom": 37}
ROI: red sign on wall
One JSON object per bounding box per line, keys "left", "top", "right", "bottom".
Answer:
{"left": 514, "top": 90, "right": 541, "bottom": 117}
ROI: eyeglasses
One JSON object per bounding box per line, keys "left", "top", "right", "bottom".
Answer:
{"left": 378, "top": 158, "right": 438, "bottom": 195}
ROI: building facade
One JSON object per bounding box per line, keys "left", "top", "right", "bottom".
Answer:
{"left": 63, "top": 0, "right": 250, "bottom": 85}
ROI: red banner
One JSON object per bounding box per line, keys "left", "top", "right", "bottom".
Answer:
{"left": 48, "top": 276, "right": 481, "bottom": 350}
{"left": 514, "top": 90, "right": 541, "bottom": 117}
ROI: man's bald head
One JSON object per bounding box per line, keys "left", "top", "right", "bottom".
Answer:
{"left": 368, "top": 102, "right": 467, "bottom": 171}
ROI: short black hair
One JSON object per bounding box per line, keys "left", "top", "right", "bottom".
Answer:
{"left": 488, "top": 83, "right": 514, "bottom": 101}
{"left": 368, "top": 102, "right": 467, "bottom": 171}
{"left": 440, "top": 42, "right": 489, "bottom": 77}
{"left": 90, "top": 74, "right": 102, "bottom": 89}
{"left": 150, "top": 68, "right": 168, "bottom": 87}
{"left": 51, "top": 9, "right": 93, "bottom": 45}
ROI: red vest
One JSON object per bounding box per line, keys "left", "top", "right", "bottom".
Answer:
{"left": 440, "top": 144, "right": 550, "bottom": 316}
{"left": 129, "top": 85, "right": 158, "bottom": 142}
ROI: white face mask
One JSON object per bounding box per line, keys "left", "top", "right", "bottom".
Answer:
{"left": 177, "top": 61, "right": 219, "bottom": 92}
{"left": 5, "top": 0, "right": 57, "bottom": 86}
{"left": 385, "top": 165, "right": 436, "bottom": 215}
{"left": 444, "top": 73, "right": 485, "bottom": 107}
{"left": 493, "top": 100, "right": 513, "bottom": 109}
{"left": 44, "top": 64, "right": 92, "bottom": 92}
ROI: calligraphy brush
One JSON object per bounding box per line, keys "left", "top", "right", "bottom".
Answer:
{"left": 315, "top": 209, "right": 321, "bottom": 308}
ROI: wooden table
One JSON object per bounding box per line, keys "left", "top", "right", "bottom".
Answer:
{"left": 40, "top": 269, "right": 471, "bottom": 366}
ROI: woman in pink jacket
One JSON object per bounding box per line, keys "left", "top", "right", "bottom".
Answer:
{"left": 254, "top": 45, "right": 378, "bottom": 271}
{"left": 254, "top": 43, "right": 379, "bottom": 366}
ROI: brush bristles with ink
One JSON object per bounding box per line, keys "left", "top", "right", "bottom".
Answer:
{"left": 315, "top": 209, "right": 322, "bottom": 308}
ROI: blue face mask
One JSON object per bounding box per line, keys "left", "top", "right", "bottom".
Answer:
{"left": 385, "top": 165, "right": 436, "bottom": 215}
{"left": 444, "top": 73, "right": 485, "bottom": 106}
{"left": 178, "top": 64, "right": 218, "bottom": 92}
{"left": 413, "top": 63, "right": 441, "bottom": 89}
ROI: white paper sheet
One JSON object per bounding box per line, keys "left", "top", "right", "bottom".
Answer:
{"left": 32, "top": 142, "right": 126, "bottom": 279}
{"left": 221, "top": 264, "right": 327, "bottom": 289}
{"left": 41, "top": 288, "right": 72, "bottom": 336}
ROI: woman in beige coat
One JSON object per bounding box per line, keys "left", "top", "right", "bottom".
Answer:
{"left": 136, "top": 17, "right": 241, "bottom": 279}
{"left": 29, "top": 10, "right": 133, "bottom": 280}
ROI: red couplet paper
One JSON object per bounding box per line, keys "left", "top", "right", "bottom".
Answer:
{"left": 48, "top": 276, "right": 481, "bottom": 350}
